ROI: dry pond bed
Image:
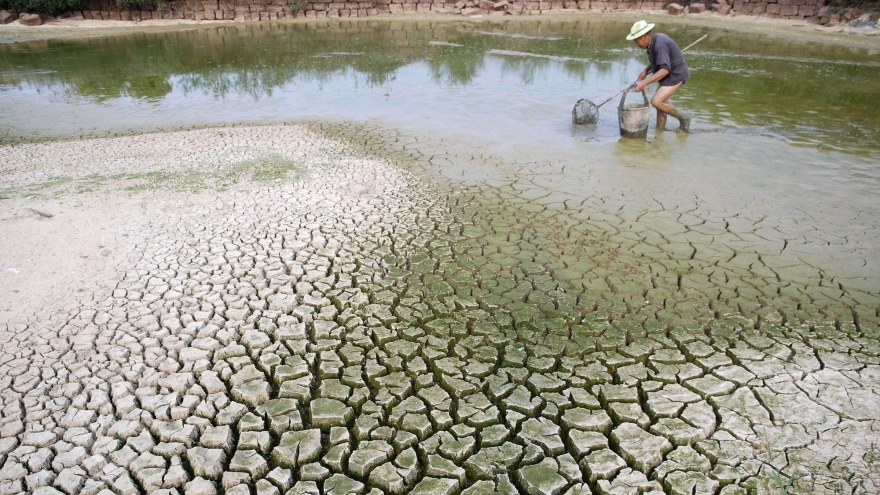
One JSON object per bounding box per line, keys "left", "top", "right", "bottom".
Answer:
{"left": 1, "top": 14, "right": 880, "bottom": 495}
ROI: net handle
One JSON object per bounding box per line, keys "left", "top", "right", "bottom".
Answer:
{"left": 594, "top": 84, "right": 633, "bottom": 110}
{"left": 680, "top": 34, "right": 708, "bottom": 53}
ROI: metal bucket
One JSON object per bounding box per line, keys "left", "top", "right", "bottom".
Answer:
{"left": 618, "top": 90, "right": 651, "bottom": 139}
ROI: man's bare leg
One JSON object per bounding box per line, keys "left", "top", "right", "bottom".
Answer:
{"left": 652, "top": 83, "right": 690, "bottom": 133}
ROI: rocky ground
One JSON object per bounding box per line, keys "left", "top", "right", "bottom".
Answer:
{"left": 0, "top": 121, "right": 879, "bottom": 495}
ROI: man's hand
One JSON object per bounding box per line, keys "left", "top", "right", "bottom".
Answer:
{"left": 634, "top": 80, "right": 649, "bottom": 92}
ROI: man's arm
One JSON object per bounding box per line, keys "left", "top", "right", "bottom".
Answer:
{"left": 635, "top": 68, "right": 669, "bottom": 92}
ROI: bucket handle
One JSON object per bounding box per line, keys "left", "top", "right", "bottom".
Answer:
{"left": 619, "top": 89, "right": 649, "bottom": 109}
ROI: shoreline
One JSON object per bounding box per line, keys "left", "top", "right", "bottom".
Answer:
{"left": 2, "top": 11, "right": 880, "bottom": 49}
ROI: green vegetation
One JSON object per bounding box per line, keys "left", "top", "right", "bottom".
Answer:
{"left": 0, "top": 0, "right": 83, "bottom": 16}
{"left": 114, "top": 0, "right": 165, "bottom": 13}
{"left": 830, "top": 0, "right": 880, "bottom": 11}
{"left": 0, "top": 0, "right": 164, "bottom": 15}
{"left": 0, "top": 152, "right": 306, "bottom": 200}
{"left": 770, "top": 467, "right": 799, "bottom": 494}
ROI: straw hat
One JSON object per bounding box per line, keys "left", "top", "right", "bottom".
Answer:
{"left": 626, "top": 20, "right": 655, "bottom": 40}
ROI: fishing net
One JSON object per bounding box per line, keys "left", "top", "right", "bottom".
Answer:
{"left": 572, "top": 98, "right": 599, "bottom": 125}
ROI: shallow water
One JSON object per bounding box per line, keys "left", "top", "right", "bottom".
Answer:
{"left": 1, "top": 19, "right": 880, "bottom": 154}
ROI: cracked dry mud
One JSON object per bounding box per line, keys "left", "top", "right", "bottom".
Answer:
{"left": 1, "top": 123, "right": 879, "bottom": 495}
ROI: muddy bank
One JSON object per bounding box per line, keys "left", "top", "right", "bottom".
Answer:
{"left": 1, "top": 11, "right": 880, "bottom": 49}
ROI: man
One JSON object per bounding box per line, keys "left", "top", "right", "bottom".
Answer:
{"left": 627, "top": 20, "right": 691, "bottom": 133}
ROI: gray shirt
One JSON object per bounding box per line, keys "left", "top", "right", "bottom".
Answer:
{"left": 647, "top": 33, "right": 690, "bottom": 86}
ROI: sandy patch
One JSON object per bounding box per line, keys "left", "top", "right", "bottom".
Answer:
{"left": 0, "top": 190, "right": 200, "bottom": 325}
{"left": 0, "top": 124, "right": 361, "bottom": 325}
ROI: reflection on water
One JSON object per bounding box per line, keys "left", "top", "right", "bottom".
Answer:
{"left": 1, "top": 19, "right": 880, "bottom": 156}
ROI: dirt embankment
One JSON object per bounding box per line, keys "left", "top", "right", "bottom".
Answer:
{"left": 0, "top": 10, "right": 879, "bottom": 48}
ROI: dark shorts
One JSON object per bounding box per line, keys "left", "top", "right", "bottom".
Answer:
{"left": 659, "top": 78, "right": 686, "bottom": 88}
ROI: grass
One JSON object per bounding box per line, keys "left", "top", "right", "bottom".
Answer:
{"left": 769, "top": 466, "right": 800, "bottom": 494}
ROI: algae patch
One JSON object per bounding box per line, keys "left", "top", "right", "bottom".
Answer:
{"left": 0, "top": 152, "right": 307, "bottom": 199}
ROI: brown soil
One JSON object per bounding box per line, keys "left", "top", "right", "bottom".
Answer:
{"left": 0, "top": 12, "right": 879, "bottom": 49}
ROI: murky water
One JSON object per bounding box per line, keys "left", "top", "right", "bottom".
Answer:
{"left": 1, "top": 19, "right": 880, "bottom": 152}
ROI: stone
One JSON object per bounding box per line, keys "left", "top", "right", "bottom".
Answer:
{"left": 200, "top": 425, "right": 233, "bottom": 450}
{"left": 187, "top": 447, "right": 226, "bottom": 479}
{"left": 664, "top": 470, "right": 719, "bottom": 494}
{"left": 25, "top": 470, "right": 56, "bottom": 491}
{"left": 461, "top": 480, "right": 495, "bottom": 495}
{"left": 310, "top": 398, "right": 354, "bottom": 429}
{"left": 410, "top": 477, "right": 459, "bottom": 495}
{"left": 516, "top": 459, "right": 567, "bottom": 495}
{"left": 19, "top": 13, "right": 42, "bottom": 25}
{"left": 368, "top": 463, "right": 405, "bottom": 494}
{"left": 53, "top": 467, "right": 87, "bottom": 495}
{"left": 33, "top": 486, "right": 65, "bottom": 495}
{"left": 323, "top": 474, "right": 365, "bottom": 495}
{"left": 479, "top": 424, "right": 509, "bottom": 447}
{"left": 184, "top": 477, "right": 217, "bottom": 495}
{"left": 611, "top": 423, "right": 673, "bottom": 475}
{"left": 301, "top": 462, "right": 330, "bottom": 482}
{"left": 229, "top": 450, "right": 269, "bottom": 478}
{"left": 518, "top": 418, "right": 565, "bottom": 455}
{"left": 0, "top": 9, "right": 15, "bottom": 24}
{"left": 582, "top": 449, "right": 626, "bottom": 483}
{"left": 566, "top": 430, "right": 607, "bottom": 459}
{"left": 425, "top": 454, "right": 466, "bottom": 485}
{"left": 231, "top": 381, "right": 271, "bottom": 407}
{"left": 348, "top": 441, "right": 394, "bottom": 478}
{"left": 238, "top": 412, "right": 265, "bottom": 432}
{"left": 685, "top": 375, "right": 735, "bottom": 399}
{"left": 255, "top": 478, "right": 280, "bottom": 495}
{"left": 464, "top": 442, "right": 523, "bottom": 480}
{"left": 438, "top": 435, "right": 475, "bottom": 462}
{"left": 561, "top": 408, "right": 612, "bottom": 433}
{"left": 52, "top": 446, "right": 87, "bottom": 471}
{"left": 238, "top": 431, "right": 272, "bottom": 454}
{"left": 22, "top": 431, "right": 57, "bottom": 448}
{"left": 265, "top": 467, "right": 293, "bottom": 492}
{"left": 60, "top": 408, "right": 97, "bottom": 428}
{"left": 323, "top": 444, "right": 351, "bottom": 472}
{"left": 222, "top": 472, "right": 250, "bottom": 491}
{"left": 272, "top": 430, "right": 322, "bottom": 468}
{"left": 668, "top": 2, "right": 684, "bottom": 14}
{"left": 595, "top": 468, "right": 662, "bottom": 494}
